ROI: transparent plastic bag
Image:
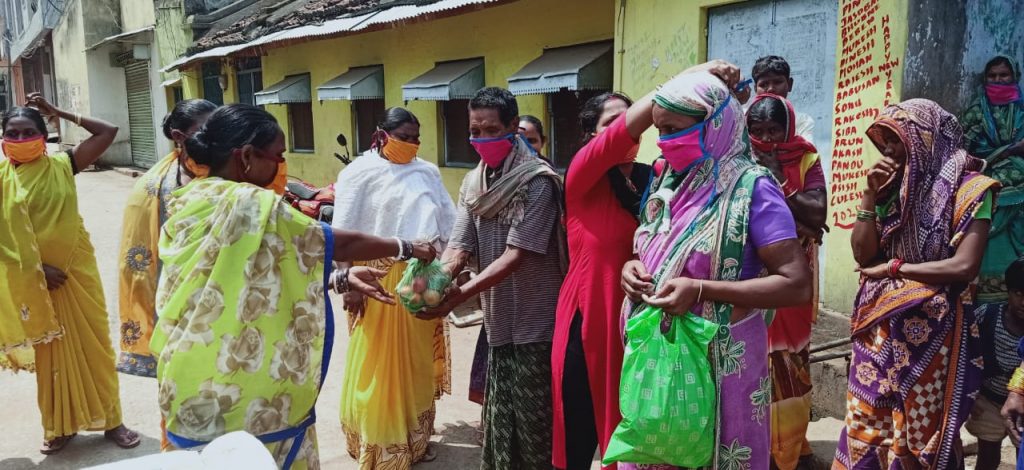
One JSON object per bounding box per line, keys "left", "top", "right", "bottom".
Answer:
{"left": 395, "top": 259, "right": 451, "bottom": 312}
{"left": 603, "top": 305, "right": 718, "bottom": 468}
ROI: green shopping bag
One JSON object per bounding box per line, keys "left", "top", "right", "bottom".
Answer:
{"left": 395, "top": 259, "right": 451, "bottom": 313}
{"left": 602, "top": 305, "right": 719, "bottom": 468}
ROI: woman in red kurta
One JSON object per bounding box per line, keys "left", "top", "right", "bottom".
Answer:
{"left": 551, "top": 92, "right": 653, "bottom": 470}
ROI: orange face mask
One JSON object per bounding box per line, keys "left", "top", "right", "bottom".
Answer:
{"left": 267, "top": 161, "right": 288, "bottom": 195}
{"left": 182, "top": 154, "right": 210, "bottom": 179}
{"left": 381, "top": 137, "right": 419, "bottom": 164}
{"left": 3, "top": 136, "right": 46, "bottom": 163}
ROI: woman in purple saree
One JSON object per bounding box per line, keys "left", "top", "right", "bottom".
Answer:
{"left": 617, "top": 70, "right": 811, "bottom": 470}
{"left": 835, "top": 99, "right": 999, "bottom": 470}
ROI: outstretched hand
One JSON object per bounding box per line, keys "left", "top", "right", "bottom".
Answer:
{"left": 348, "top": 266, "right": 394, "bottom": 304}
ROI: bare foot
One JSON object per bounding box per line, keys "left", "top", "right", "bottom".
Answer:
{"left": 104, "top": 424, "right": 141, "bottom": 449}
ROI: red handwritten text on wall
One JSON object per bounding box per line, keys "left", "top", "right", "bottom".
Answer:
{"left": 830, "top": 0, "right": 901, "bottom": 229}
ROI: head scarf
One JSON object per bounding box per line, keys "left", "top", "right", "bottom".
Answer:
{"left": 653, "top": 71, "right": 749, "bottom": 166}
{"left": 981, "top": 54, "right": 1021, "bottom": 85}
{"left": 747, "top": 93, "right": 818, "bottom": 190}
{"left": 866, "top": 99, "right": 988, "bottom": 263}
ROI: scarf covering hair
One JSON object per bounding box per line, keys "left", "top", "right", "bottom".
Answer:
{"left": 463, "top": 135, "right": 568, "bottom": 272}
{"left": 748, "top": 93, "right": 819, "bottom": 192}
{"left": 866, "top": 99, "right": 993, "bottom": 266}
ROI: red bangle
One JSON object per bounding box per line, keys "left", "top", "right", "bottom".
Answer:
{"left": 888, "top": 258, "right": 905, "bottom": 278}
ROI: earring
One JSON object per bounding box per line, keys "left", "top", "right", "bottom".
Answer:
{"left": 245, "top": 164, "right": 252, "bottom": 173}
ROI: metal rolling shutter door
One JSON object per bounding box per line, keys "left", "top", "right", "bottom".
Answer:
{"left": 125, "top": 60, "right": 157, "bottom": 168}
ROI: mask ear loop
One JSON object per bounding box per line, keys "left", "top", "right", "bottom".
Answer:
{"left": 735, "top": 78, "right": 754, "bottom": 94}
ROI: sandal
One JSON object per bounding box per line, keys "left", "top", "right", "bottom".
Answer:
{"left": 105, "top": 425, "right": 141, "bottom": 449}
{"left": 40, "top": 433, "right": 76, "bottom": 455}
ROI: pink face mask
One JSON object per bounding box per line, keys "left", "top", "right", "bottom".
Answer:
{"left": 657, "top": 126, "right": 707, "bottom": 172}
{"left": 470, "top": 133, "right": 515, "bottom": 168}
{"left": 986, "top": 83, "right": 1022, "bottom": 106}
{"left": 656, "top": 94, "right": 731, "bottom": 172}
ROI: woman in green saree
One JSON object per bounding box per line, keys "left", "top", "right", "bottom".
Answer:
{"left": 151, "top": 104, "right": 434, "bottom": 469}
{"left": 961, "top": 55, "right": 1024, "bottom": 303}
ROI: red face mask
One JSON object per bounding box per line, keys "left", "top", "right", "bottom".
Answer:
{"left": 985, "top": 83, "right": 1022, "bottom": 106}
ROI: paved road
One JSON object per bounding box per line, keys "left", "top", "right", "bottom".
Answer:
{"left": 0, "top": 169, "right": 1014, "bottom": 470}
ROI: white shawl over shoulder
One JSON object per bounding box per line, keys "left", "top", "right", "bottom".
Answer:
{"left": 331, "top": 150, "right": 457, "bottom": 250}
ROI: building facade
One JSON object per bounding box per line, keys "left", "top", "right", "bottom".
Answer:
{"left": 2, "top": 0, "right": 1020, "bottom": 313}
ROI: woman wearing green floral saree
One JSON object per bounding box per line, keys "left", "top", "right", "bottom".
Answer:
{"left": 151, "top": 105, "right": 434, "bottom": 469}
{"left": 961, "top": 55, "right": 1024, "bottom": 304}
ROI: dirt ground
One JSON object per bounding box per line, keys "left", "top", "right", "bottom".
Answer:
{"left": 0, "top": 169, "right": 1015, "bottom": 470}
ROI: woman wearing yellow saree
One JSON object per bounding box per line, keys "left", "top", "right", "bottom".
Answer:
{"left": 0, "top": 93, "right": 140, "bottom": 453}
{"left": 152, "top": 104, "right": 435, "bottom": 469}
{"left": 333, "top": 107, "right": 457, "bottom": 467}
{"left": 117, "top": 99, "right": 216, "bottom": 377}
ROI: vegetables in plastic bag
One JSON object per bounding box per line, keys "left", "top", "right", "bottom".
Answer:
{"left": 396, "top": 259, "right": 451, "bottom": 312}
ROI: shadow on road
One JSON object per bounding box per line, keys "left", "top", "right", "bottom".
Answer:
{"left": 0, "top": 433, "right": 161, "bottom": 470}
{"left": 0, "top": 458, "right": 36, "bottom": 470}
{"left": 419, "top": 420, "right": 482, "bottom": 468}
{"left": 807, "top": 438, "right": 839, "bottom": 470}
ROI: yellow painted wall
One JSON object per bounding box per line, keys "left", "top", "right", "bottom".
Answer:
{"left": 821, "top": 0, "right": 909, "bottom": 310}
{"left": 180, "top": 70, "right": 202, "bottom": 101}
{"left": 181, "top": 62, "right": 239, "bottom": 105}
{"left": 155, "top": 0, "right": 191, "bottom": 96}
{"left": 245, "top": 0, "right": 613, "bottom": 190}
{"left": 614, "top": 0, "right": 741, "bottom": 161}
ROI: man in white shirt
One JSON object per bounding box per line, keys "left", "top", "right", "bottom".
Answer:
{"left": 751, "top": 55, "right": 815, "bottom": 143}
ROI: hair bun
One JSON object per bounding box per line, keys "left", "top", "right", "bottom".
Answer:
{"left": 184, "top": 131, "right": 211, "bottom": 163}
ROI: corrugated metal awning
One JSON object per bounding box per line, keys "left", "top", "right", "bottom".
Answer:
{"left": 402, "top": 59, "right": 484, "bottom": 101}
{"left": 507, "top": 42, "right": 613, "bottom": 95}
{"left": 161, "top": 0, "right": 504, "bottom": 73}
{"left": 161, "top": 43, "right": 248, "bottom": 72}
{"left": 160, "top": 77, "right": 182, "bottom": 88}
{"left": 86, "top": 26, "right": 155, "bottom": 51}
{"left": 318, "top": 65, "right": 384, "bottom": 101}
{"left": 358, "top": 0, "right": 498, "bottom": 29}
{"left": 255, "top": 74, "right": 312, "bottom": 105}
